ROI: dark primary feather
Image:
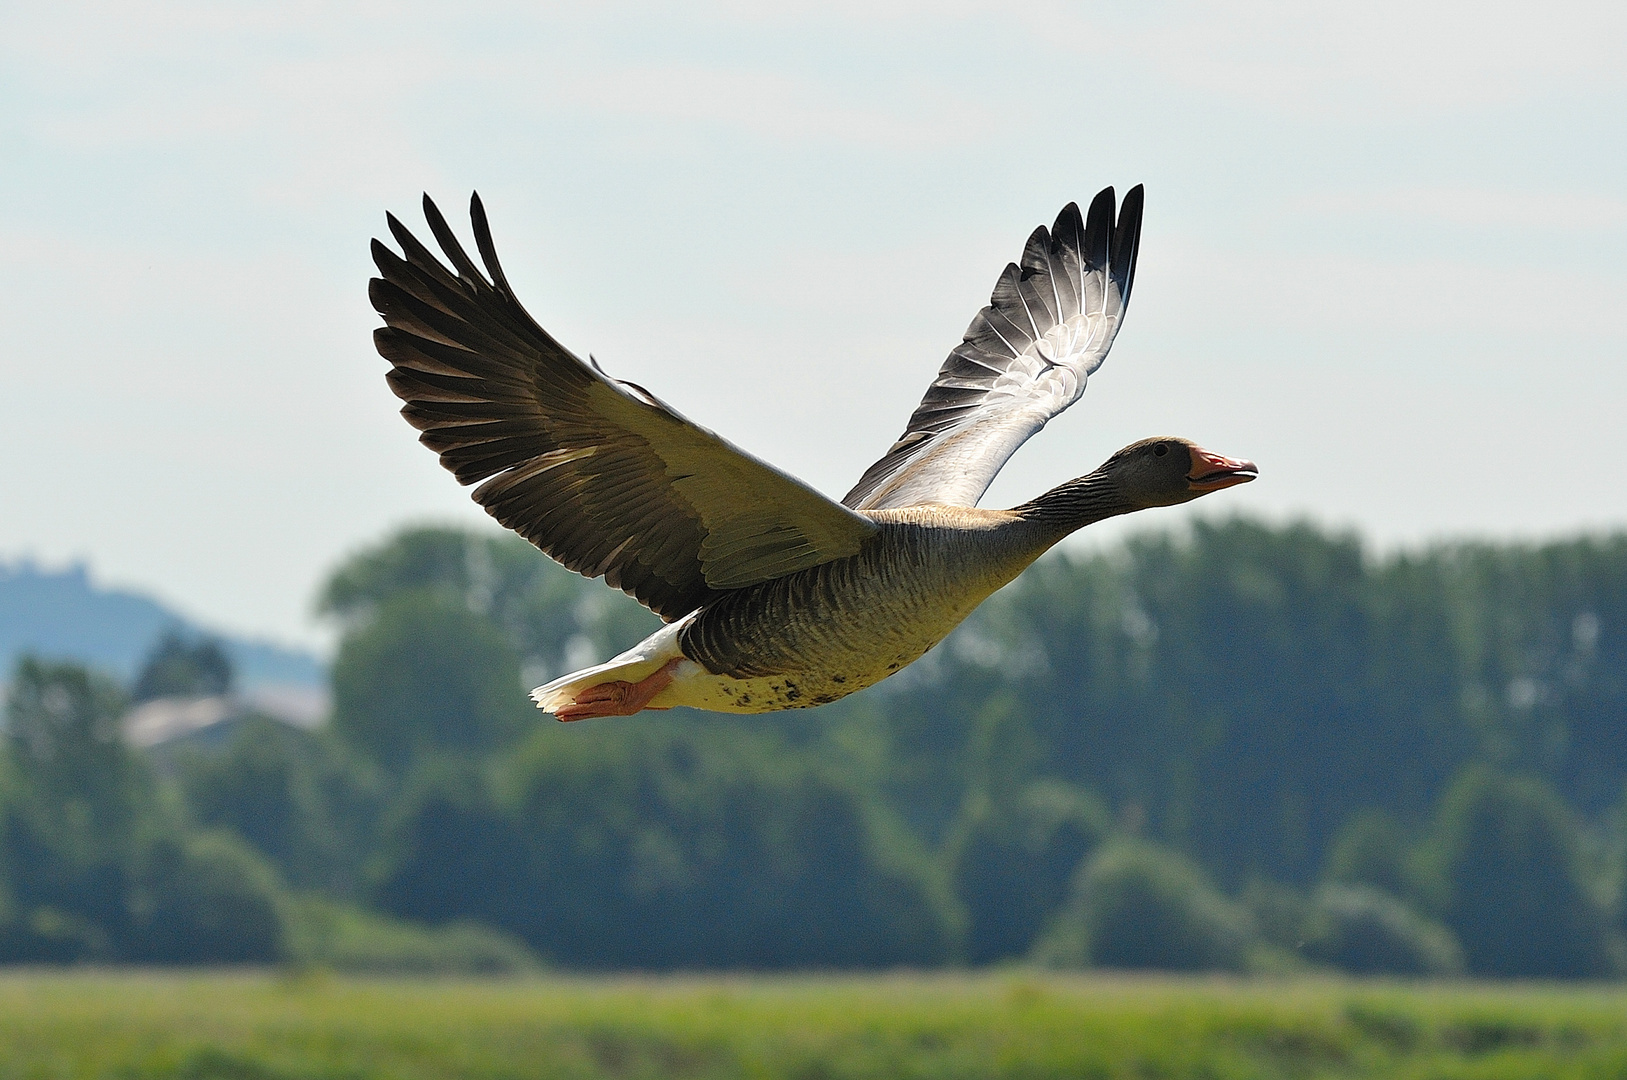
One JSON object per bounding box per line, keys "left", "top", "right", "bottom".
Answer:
{"left": 372, "top": 193, "right": 878, "bottom": 622}
{"left": 842, "top": 185, "right": 1144, "bottom": 512}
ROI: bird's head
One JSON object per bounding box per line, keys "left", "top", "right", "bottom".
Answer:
{"left": 1102, "top": 436, "right": 1258, "bottom": 509}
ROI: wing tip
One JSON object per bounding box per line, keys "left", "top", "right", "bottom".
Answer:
{"left": 467, "top": 191, "right": 514, "bottom": 295}
{"left": 1111, "top": 184, "right": 1145, "bottom": 306}
{"left": 1051, "top": 200, "right": 1084, "bottom": 243}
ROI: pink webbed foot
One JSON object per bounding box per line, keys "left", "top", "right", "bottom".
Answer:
{"left": 552, "top": 658, "right": 682, "bottom": 722}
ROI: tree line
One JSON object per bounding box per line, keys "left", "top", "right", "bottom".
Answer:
{"left": 2, "top": 518, "right": 1624, "bottom": 975}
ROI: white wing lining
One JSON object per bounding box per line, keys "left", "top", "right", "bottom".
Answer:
{"left": 842, "top": 186, "right": 1144, "bottom": 512}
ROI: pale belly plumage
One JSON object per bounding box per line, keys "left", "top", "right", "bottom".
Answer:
{"left": 658, "top": 587, "right": 989, "bottom": 713}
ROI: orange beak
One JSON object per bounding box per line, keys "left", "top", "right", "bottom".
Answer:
{"left": 1187, "top": 446, "right": 1258, "bottom": 493}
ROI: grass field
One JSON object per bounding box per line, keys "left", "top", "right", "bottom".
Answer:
{"left": 2, "top": 971, "right": 1627, "bottom": 1079}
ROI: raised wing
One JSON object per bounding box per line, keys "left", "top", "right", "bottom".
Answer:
{"left": 371, "top": 194, "right": 879, "bottom": 622}
{"left": 843, "top": 185, "right": 1143, "bottom": 511}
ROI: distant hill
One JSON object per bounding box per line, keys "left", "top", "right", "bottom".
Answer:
{"left": 0, "top": 560, "right": 325, "bottom": 690}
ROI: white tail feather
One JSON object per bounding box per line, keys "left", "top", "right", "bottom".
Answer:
{"left": 528, "top": 617, "right": 691, "bottom": 713}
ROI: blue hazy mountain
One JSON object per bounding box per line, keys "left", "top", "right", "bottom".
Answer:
{"left": 0, "top": 560, "right": 324, "bottom": 689}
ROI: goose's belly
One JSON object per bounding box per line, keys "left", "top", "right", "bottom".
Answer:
{"left": 657, "top": 664, "right": 877, "bottom": 713}
{"left": 653, "top": 548, "right": 1013, "bottom": 713}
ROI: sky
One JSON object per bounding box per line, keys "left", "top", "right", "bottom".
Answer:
{"left": 2, "top": 0, "right": 1624, "bottom": 653}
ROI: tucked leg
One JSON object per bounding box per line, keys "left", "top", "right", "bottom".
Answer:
{"left": 553, "top": 658, "right": 682, "bottom": 721}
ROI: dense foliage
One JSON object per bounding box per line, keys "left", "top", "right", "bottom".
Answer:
{"left": 1032, "top": 839, "right": 1255, "bottom": 971}
{"left": 373, "top": 728, "right": 950, "bottom": 968}
{"left": 2, "top": 518, "right": 1625, "bottom": 975}
{"left": 0, "top": 657, "right": 284, "bottom": 963}
{"left": 129, "top": 631, "right": 233, "bottom": 702}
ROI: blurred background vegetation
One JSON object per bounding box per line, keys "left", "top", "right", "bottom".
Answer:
{"left": 2, "top": 517, "right": 1625, "bottom": 977}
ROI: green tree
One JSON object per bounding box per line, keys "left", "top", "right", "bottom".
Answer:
{"left": 1422, "top": 767, "right": 1615, "bottom": 977}
{"left": 1033, "top": 839, "right": 1256, "bottom": 971}
{"left": 330, "top": 591, "right": 528, "bottom": 775}
{"left": 375, "top": 722, "right": 955, "bottom": 969}
{"left": 1439, "top": 537, "right": 1627, "bottom": 815}
{"left": 2, "top": 657, "right": 298, "bottom": 964}
{"left": 121, "top": 832, "right": 287, "bottom": 963}
{"left": 2, "top": 659, "right": 136, "bottom": 959}
{"left": 319, "top": 526, "right": 483, "bottom": 619}
{"left": 319, "top": 526, "right": 659, "bottom": 686}
{"left": 4, "top": 657, "right": 142, "bottom": 861}
{"left": 178, "top": 717, "right": 384, "bottom": 896}
{"left": 947, "top": 520, "right": 1479, "bottom": 892}
{"left": 148, "top": 517, "right": 1624, "bottom": 976}
{"left": 950, "top": 779, "right": 1107, "bottom": 963}
{"left": 130, "top": 631, "right": 233, "bottom": 702}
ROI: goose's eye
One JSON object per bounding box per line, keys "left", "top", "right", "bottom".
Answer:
{"left": 1153, "top": 443, "right": 1169, "bottom": 457}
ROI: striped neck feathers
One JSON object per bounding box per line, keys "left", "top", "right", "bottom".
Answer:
{"left": 1010, "top": 468, "right": 1139, "bottom": 539}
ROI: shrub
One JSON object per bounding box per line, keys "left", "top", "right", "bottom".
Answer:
{"left": 1033, "top": 839, "right": 1256, "bottom": 971}
{"left": 1301, "top": 885, "right": 1464, "bottom": 975}
{"left": 1423, "top": 767, "right": 1615, "bottom": 978}
{"left": 123, "top": 832, "right": 287, "bottom": 963}
{"left": 284, "top": 897, "right": 538, "bottom": 975}
{"left": 1323, "top": 809, "right": 1415, "bottom": 899}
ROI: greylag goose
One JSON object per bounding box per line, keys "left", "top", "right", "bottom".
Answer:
{"left": 370, "top": 187, "right": 1255, "bottom": 720}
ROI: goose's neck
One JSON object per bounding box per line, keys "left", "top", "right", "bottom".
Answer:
{"left": 1010, "top": 469, "right": 1137, "bottom": 544}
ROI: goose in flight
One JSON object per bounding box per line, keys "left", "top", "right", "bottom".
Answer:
{"left": 370, "top": 187, "right": 1255, "bottom": 720}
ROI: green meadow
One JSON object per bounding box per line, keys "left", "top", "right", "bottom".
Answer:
{"left": 3, "top": 972, "right": 1627, "bottom": 1080}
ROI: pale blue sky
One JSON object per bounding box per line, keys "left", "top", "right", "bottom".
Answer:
{"left": 3, "top": 1, "right": 1624, "bottom": 650}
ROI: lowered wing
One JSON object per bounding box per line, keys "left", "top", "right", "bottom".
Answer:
{"left": 372, "top": 194, "right": 879, "bottom": 622}
{"left": 843, "top": 185, "right": 1143, "bottom": 511}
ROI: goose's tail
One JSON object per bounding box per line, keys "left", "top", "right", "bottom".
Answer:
{"left": 529, "top": 618, "right": 690, "bottom": 718}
